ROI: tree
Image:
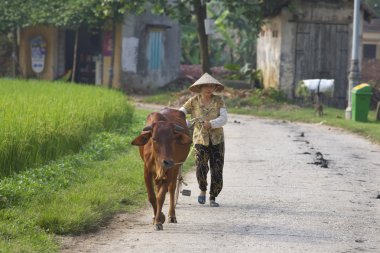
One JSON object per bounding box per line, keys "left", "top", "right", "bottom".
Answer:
{"left": 0, "top": 0, "right": 33, "bottom": 77}
{"left": 152, "top": 0, "right": 282, "bottom": 74}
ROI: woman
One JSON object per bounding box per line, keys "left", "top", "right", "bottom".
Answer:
{"left": 179, "top": 73, "right": 228, "bottom": 207}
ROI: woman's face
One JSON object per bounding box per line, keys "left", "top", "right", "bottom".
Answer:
{"left": 200, "top": 84, "right": 215, "bottom": 95}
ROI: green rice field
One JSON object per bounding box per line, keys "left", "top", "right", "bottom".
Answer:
{"left": 0, "top": 79, "right": 133, "bottom": 177}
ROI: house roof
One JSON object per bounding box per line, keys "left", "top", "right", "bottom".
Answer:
{"left": 263, "top": 0, "right": 379, "bottom": 21}
{"left": 364, "top": 18, "right": 380, "bottom": 32}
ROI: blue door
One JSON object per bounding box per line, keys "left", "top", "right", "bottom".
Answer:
{"left": 147, "top": 29, "right": 164, "bottom": 71}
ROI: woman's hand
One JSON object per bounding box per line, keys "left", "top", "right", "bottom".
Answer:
{"left": 203, "top": 121, "right": 212, "bottom": 130}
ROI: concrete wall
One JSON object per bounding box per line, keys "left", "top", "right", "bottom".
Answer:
{"left": 120, "top": 12, "right": 181, "bottom": 92}
{"left": 256, "top": 17, "right": 282, "bottom": 90}
{"left": 279, "top": 10, "right": 297, "bottom": 98}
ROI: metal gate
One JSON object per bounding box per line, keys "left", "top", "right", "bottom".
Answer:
{"left": 294, "top": 22, "right": 349, "bottom": 108}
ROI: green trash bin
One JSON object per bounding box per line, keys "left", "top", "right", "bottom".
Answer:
{"left": 352, "top": 83, "right": 372, "bottom": 122}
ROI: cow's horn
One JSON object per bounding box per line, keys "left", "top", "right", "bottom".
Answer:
{"left": 143, "top": 125, "right": 153, "bottom": 131}
{"left": 174, "top": 124, "right": 184, "bottom": 132}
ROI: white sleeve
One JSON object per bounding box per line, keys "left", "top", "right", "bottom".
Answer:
{"left": 210, "top": 108, "right": 228, "bottom": 128}
{"left": 179, "top": 107, "right": 187, "bottom": 114}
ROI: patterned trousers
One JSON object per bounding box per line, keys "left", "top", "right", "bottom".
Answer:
{"left": 194, "top": 142, "right": 224, "bottom": 199}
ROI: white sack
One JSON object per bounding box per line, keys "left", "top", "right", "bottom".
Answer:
{"left": 302, "top": 79, "right": 334, "bottom": 94}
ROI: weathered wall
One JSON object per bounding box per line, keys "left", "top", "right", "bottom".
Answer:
{"left": 19, "top": 26, "right": 60, "bottom": 80}
{"left": 362, "top": 59, "right": 380, "bottom": 82}
{"left": 285, "top": 0, "right": 355, "bottom": 100}
{"left": 258, "top": 0, "right": 363, "bottom": 102}
{"left": 279, "top": 10, "right": 297, "bottom": 98}
{"left": 120, "top": 12, "right": 180, "bottom": 92}
{"left": 102, "top": 23, "right": 122, "bottom": 89}
{"left": 256, "top": 16, "right": 282, "bottom": 90}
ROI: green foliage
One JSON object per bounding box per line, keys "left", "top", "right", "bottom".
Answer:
{"left": 92, "top": 0, "right": 146, "bottom": 23}
{"left": 0, "top": 0, "right": 30, "bottom": 32}
{"left": 153, "top": 0, "right": 282, "bottom": 67}
{"left": 181, "top": 21, "right": 201, "bottom": 64}
{"left": 0, "top": 79, "right": 133, "bottom": 177}
{"left": 295, "top": 80, "right": 310, "bottom": 98}
{"left": 224, "top": 63, "right": 263, "bottom": 87}
{"left": 0, "top": 0, "right": 147, "bottom": 32}
{"left": 209, "top": 1, "right": 261, "bottom": 65}
{"left": 225, "top": 87, "right": 287, "bottom": 108}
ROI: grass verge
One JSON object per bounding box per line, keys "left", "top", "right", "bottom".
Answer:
{"left": 0, "top": 108, "right": 196, "bottom": 253}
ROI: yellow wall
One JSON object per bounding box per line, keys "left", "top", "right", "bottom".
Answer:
{"left": 19, "top": 26, "right": 58, "bottom": 80}
{"left": 20, "top": 24, "right": 124, "bottom": 88}
{"left": 102, "top": 23, "right": 122, "bottom": 89}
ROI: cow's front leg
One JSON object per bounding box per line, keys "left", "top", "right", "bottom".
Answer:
{"left": 168, "top": 172, "right": 177, "bottom": 223}
{"left": 154, "top": 183, "right": 167, "bottom": 230}
{"left": 144, "top": 170, "right": 157, "bottom": 222}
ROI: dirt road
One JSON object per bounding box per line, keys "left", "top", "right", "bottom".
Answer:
{"left": 61, "top": 112, "right": 380, "bottom": 253}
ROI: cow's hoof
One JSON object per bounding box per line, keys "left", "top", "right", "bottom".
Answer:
{"left": 169, "top": 216, "right": 177, "bottom": 223}
{"left": 154, "top": 223, "right": 163, "bottom": 231}
{"left": 158, "top": 212, "right": 166, "bottom": 224}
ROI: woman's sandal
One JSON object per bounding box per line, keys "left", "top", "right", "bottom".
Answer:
{"left": 209, "top": 200, "right": 219, "bottom": 207}
{"left": 198, "top": 195, "right": 206, "bottom": 204}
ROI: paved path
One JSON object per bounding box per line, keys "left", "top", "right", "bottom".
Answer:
{"left": 61, "top": 113, "right": 380, "bottom": 253}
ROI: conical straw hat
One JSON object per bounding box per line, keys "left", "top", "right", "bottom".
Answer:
{"left": 189, "top": 73, "right": 224, "bottom": 93}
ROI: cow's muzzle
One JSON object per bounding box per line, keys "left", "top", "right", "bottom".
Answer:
{"left": 162, "top": 159, "right": 174, "bottom": 170}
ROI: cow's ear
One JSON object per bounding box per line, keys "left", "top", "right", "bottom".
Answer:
{"left": 131, "top": 132, "right": 151, "bottom": 146}
{"left": 175, "top": 132, "right": 192, "bottom": 145}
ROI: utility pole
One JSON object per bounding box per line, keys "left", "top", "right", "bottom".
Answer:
{"left": 345, "top": 0, "right": 361, "bottom": 120}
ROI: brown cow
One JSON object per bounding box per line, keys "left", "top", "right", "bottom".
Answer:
{"left": 131, "top": 108, "right": 192, "bottom": 230}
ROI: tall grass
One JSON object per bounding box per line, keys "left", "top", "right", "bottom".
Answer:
{"left": 0, "top": 79, "right": 133, "bottom": 177}
{"left": 0, "top": 108, "right": 194, "bottom": 252}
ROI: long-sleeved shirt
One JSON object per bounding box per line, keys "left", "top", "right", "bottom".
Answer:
{"left": 180, "top": 94, "right": 228, "bottom": 146}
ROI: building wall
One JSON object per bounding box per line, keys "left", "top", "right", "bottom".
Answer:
{"left": 279, "top": 10, "right": 297, "bottom": 98}
{"left": 19, "top": 26, "right": 59, "bottom": 80}
{"left": 257, "top": 0, "right": 361, "bottom": 101}
{"left": 256, "top": 17, "right": 282, "bottom": 90}
{"left": 362, "top": 19, "right": 380, "bottom": 82}
{"left": 362, "top": 32, "right": 380, "bottom": 59}
{"left": 102, "top": 23, "right": 122, "bottom": 89}
{"left": 362, "top": 29, "right": 380, "bottom": 60}
{"left": 120, "top": 12, "right": 181, "bottom": 92}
